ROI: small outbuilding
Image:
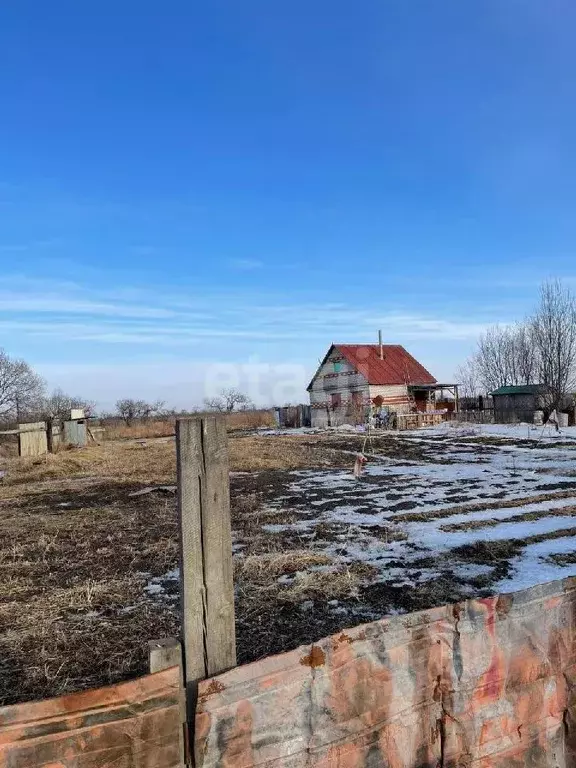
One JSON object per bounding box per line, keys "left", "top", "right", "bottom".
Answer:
{"left": 490, "top": 384, "right": 547, "bottom": 423}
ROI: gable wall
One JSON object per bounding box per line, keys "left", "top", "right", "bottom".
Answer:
{"left": 308, "top": 348, "right": 369, "bottom": 405}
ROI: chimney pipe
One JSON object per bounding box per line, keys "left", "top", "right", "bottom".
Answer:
{"left": 378, "top": 329, "right": 383, "bottom": 359}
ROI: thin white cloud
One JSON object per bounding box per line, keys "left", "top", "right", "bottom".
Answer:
{"left": 0, "top": 239, "right": 63, "bottom": 253}
{"left": 0, "top": 244, "right": 29, "bottom": 253}
{"left": 0, "top": 292, "right": 177, "bottom": 318}
{"left": 0, "top": 273, "right": 492, "bottom": 353}
{"left": 228, "top": 258, "right": 264, "bottom": 270}
{"left": 0, "top": 319, "right": 307, "bottom": 343}
{"left": 361, "top": 314, "right": 492, "bottom": 340}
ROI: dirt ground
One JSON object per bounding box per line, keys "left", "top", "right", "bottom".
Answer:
{"left": 2, "top": 425, "right": 576, "bottom": 705}
{"left": 0, "top": 433, "right": 347, "bottom": 704}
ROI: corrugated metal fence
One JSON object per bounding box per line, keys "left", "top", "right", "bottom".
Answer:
{"left": 1, "top": 577, "right": 576, "bottom": 766}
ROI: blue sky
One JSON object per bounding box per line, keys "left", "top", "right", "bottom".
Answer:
{"left": 1, "top": 1, "right": 575, "bottom": 408}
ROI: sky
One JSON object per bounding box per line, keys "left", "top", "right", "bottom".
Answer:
{"left": 1, "top": 1, "right": 575, "bottom": 410}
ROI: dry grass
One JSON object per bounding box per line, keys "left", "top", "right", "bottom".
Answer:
{"left": 0, "top": 479, "right": 180, "bottom": 704}
{"left": 236, "top": 551, "right": 333, "bottom": 580}
{"left": 102, "top": 420, "right": 175, "bottom": 440}
{"left": 0, "top": 441, "right": 176, "bottom": 497}
{"left": 440, "top": 504, "right": 576, "bottom": 532}
{"left": 99, "top": 410, "right": 276, "bottom": 441}
{"left": 278, "top": 569, "right": 362, "bottom": 603}
{"left": 0, "top": 430, "right": 355, "bottom": 703}
{"left": 548, "top": 552, "right": 576, "bottom": 565}
{"left": 0, "top": 434, "right": 339, "bottom": 497}
{"left": 228, "top": 435, "right": 340, "bottom": 471}
{"left": 394, "top": 489, "right": 576, "bottom": 523}
{"left": 225, "top": 410, "right": 276, "bottom": 430}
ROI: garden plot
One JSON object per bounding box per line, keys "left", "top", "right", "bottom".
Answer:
{"left": 6, "top": 427, "right": 575, "bottom": 706}
{"left": 143, "top": 426, "right": 576, "bottom": 664}
{"left": 227, "top": 427, "right": 576, "bottom": 628}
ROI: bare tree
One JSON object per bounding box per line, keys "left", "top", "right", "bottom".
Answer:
{"left": 0, "top": 349, "right": 44, "bottom": 420}
{"left": 531, "top": 279, "right": 576, "bottom": 409}
{"left": 457, "top": 278, "right": 576, "bottom": 413}
{"left": 222, "top": 388, "right": 251, "bottom": 411}
{"left": 512, "top": 322, "right": 536, "bottom": 386}
{"left": 203, "top": 396, "right": 226, "bottom": 412}
{"left": 454, "top": 359, "right": 479, "bottom": 401}
{"left": 139, "top": 399, "right": 166, "bottom": 420}
{"left": 470, "top": 323, "right": 538, "bottom": 392}
{"left": 116, "top": 399, "right": 138, "bottom": 426}
{"left": 37, "top": 388, "right": 96, "bottom": 421}
{"left": 475, "top": 326, "right": 514, "bottom": 391}
{"left": 115, "top": 398, "right": 165, "bottom": 425}
{"left": 204, "top": 388, "right": 252, "bottom": 412}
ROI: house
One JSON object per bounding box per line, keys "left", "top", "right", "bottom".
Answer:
{"left": 307, "top": 343, "right": 457, "bottom": 428}
{"left": 490, "top": 384, "right": 549, "bottom": 422}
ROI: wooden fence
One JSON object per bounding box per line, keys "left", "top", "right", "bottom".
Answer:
{"left": 447, "top": 409, "right": 496, "bottom": 424}
{"left": 275, "top": 405, "right": 312, "bottom": 428}
{"left": 449, "top": 410, "right": 544, "bottom": 425}
{"left": 17, "top": 422, "right": 48, "bottom": 457}
{"left": 0, "top": 419, "right": 88, "bottom": 457}
{"left": 395, "top": 412, "right": 446, "bottom": 430}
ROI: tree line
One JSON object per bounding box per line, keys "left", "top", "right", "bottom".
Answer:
{"left": 114, "top": 389, "right": 254, "bottom": 425}
{"left": 0, "top": 350, "right": 95, "bottom": 424}
{"left": 0, "top": 346, "right": 257, "bottom": 427}
{"left": 457, "top": 279, "right": 576, "bottom": 410}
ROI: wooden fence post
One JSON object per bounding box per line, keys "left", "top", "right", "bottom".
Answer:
{"left": 176, "top": 415, "right": 236, "bottom": 727}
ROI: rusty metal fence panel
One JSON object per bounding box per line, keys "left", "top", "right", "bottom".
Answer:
{"left": 0, "top": 666, "right": 184, "bottom": 768}
{"left": 195, "top": 577, "right": 576, "bottom": 767}
{"left": 1, "top": 579, "right": 575, "bottom": 767}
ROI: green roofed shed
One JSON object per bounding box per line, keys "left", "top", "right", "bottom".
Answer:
{"left": 489, "top": 384, "right": 545, "bottom": 397}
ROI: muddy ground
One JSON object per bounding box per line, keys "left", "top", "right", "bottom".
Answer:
{"left": 1, "top": 426, "right": 576, "bottom": 704}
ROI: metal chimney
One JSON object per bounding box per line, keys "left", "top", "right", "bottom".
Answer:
{"left": 378, "top": 330, "right": 383, "bottom": 359}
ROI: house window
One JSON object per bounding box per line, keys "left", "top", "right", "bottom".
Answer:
{"left": 351, "top": 391, "right": 362, "bottom": 405}
{"left": 333, "top": 361, "right": 342, "bottom": 373}
{"left": 331, "top": 392, "right": 342, "bottom": 408}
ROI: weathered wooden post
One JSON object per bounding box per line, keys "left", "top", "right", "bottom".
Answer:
{"left": 175, "top": 415, "right": 236, "bottom": 753}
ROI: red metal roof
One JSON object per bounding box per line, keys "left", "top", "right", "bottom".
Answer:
{"left": 335, "top": 344, "right": 437, "bottom": 385}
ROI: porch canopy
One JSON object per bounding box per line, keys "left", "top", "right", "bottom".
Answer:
{"left": 408, "top": 383, "right": 459, "bottom": 410}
